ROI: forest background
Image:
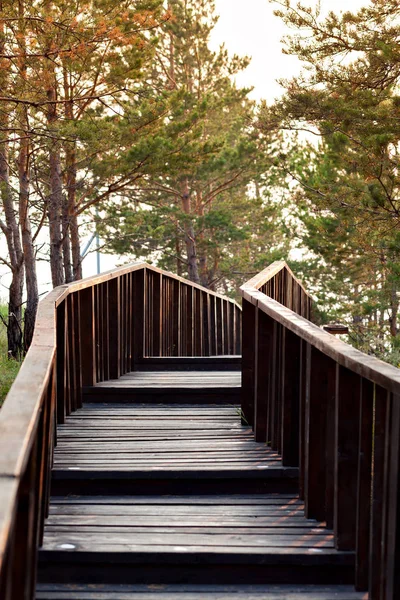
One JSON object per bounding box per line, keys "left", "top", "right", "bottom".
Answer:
{"left": 0, "top": 0, "right": 399, "bottom": 382}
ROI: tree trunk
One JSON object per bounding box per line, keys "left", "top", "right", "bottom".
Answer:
{"left": 62, "top": 196, "right": 73, "bottom": 283}
{"left": 63, "top": 69, "right": 82, "bottom": 281}
{"left": 389, "top": 283, "right": 399, "bottom": 338}
{"left": 0, "top": 16, "right": 24, "bottom": 357}
{"left": 181, "top": 181, "right": 200, "bottom": 284}
{"left": 175, "top": 233, "right": 182, "bottom": 276}
{"left": 17, "top": 6, "right": 39, "bottom": 352}
{"left": 196, "top": 193, "right": 208, "bottom": 287}
{"left": 70, "top": 212, "right": 82, "bottom": 280}
{"left": 65, "top": 142, "right": 82, "bottom": 280}
{"left": 18, "top": 110, "right": 39, "bottom": 352}
{"left": 0, "top": 137, "right": 24, "bottom": 357}
{"left": 47, "top": 76, "right": 64, "bottom": 287}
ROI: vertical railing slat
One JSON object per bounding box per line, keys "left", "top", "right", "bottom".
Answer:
{"left": 334, "top": 365, "right": 361, "bottom": 550}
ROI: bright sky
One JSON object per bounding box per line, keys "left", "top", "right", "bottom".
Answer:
{"left": 0, "top": 0, "right": 370, "bottom": 299}
{"left": 210, "top": 0, "right": 368, "bottom": 102}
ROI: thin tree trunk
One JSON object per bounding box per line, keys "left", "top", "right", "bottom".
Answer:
{"left": 196, "top": 192, "right": 208, "bottom": 287}
{"left": 63, "top": 68, "right": 81, "bottom": 281}
{"left": 175, "top": 231, "right": 182, "bottom": 276}
{"left": 0, "top": 100, "right": 24, "bottom": 356}
{"left": 181, "top": 181, "right": 200, "bottom": 284}
{"left": 0, "top": 144, "right": 24, "bottom": 357}
{"left": 62, "top": 196, "right": 73, "bottom": 283}
{"left": 389, "top": 283, "right": 399, "bottom": 338}
{"left": 47, "top": 76, "right": 64, "bottom": 287}
{"left": 65, "top": 142, "right": 82, "bottom": 280}
{"left": 18, "top": 111, "right": 39, "bottom": 351}
{"left": 17, "top": 4, "right": 39, "bottom": 351}
{"left": 70, "top": 212, "right": 82, "bottom": 280}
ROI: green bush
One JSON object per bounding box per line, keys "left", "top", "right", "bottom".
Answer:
{"left": 0, "top": 305, "right": 22, "bottom": 407}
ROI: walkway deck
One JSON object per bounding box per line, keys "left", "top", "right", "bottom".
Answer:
{"left": 37, "top": 369, "right": 365, "bottom": 598}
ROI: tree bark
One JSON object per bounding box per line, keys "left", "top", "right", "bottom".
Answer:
{"left": 47, "top": 76, "right": 64, "bottom": 287}
{"left": 18, "top": 110, "right": 39, "bottom": 351}
{"left": 62, "top": 195, "right": 73, "bottom": 283}
{"left": 389, "top": 283, "right": 399, "bottom": 338}
{"left": 0, "top": 12, "right": 24, "bottom": 357}
{"left": 65, "top": 141, "right": 82, "bottom": 280}
{"left": 63, "top": 68, "right": 82, "bottom": 281}
{"left": 16, "top": 4, "right": 39, "bottom": 352}
{"left": 181, "top": 180, "right": 200, "bottom": 284}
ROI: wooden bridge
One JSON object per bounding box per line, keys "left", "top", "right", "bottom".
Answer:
{"left": 0, "top": 261, "right": 399, "bottom": 599}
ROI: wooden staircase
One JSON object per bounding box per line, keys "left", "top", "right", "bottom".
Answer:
{"left": 36, "top": 364, "right": 363, "bottom": 599}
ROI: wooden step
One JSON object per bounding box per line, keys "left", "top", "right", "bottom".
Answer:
{"left": 51, "top": 404, "right": 297, "bottom": 495}
{"left": 36, "top": 583, "right": 367, "bottom": 599}
{"left": 83, "top": 371, "right": 241, "bottom": 404}
{"left": 38, "top": 495, "right": 355, "bottom": 586}
{"left": 136, "top": 357, "right": 242, "bottom": 371}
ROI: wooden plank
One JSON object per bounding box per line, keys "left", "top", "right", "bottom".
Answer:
{"left": 79, "top": 287, "right": 96, "bottom": 387}
{"left": 385, "top": 393, "right": 400, "bottom": 600}
{"left": 35, "top": 582, "right": 368, "bottom": 600}
{"left": 305, "top": 348, "right": 336, "bottom": 522}
{"left": 334, "top": 366, "right": 361, "bottom": 551}
{"left": 132, "top": 269, "right": 145, "bottom": 369}
{"left": 56, "top": 302, "right": 66, "bottom": 424}
{"left": 281, "top": 328, "right": 300, "bottom": 467}
{"left": 369, "top": 385, "right": 389, "bottom": 597}
{"left": 355, "top": 379, "right": 373, "bottom": 591}
{"left": 254, "top": 311, "right": 274, "bottom": 442}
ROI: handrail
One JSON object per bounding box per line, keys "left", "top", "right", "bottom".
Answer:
{"left": 0, "top": 262, "right": 241, "bottom": 599}
{"left": 240, "top": 260, "right": 400, "bottom": 600}
{"left": 241, "top": 260, "right": 313, "bottom": 319}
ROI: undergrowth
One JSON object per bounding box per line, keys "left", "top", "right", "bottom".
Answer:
{"left": 0, "top": 304, "right": 22, "bottom": 407}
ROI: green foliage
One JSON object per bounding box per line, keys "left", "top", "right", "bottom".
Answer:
{"left": 0, "top": 306, "right": 21, "bottom": 407}
{"left": 97, "top": 0, "right": 288, "bottom": 292}
{"left": 262, "top": 0, "right": 400, "bottom": 361}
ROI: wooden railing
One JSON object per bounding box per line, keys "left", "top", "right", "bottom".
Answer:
{"left": 241, "top": 260, "right": 400, "bottom": 599}
{"left": 0, "top": 262, "right": 241, "bottom": 600}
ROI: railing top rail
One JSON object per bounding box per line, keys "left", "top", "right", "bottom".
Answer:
{"left": 242, "top": 285, "right": 400, "bottom": 395}
{"left": 56, "top": 261, "right": 241, "bottom": 309}
{"left": 240, "top": 260, "right": 313, "bottom": 302}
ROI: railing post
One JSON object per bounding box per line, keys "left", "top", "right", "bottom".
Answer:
{"left": 132, "top": 268, "right": 145, "bottom": 369}
{"left": 79, "top": 287, "right": 96, "bottom": 387}
{"left": 304, "top": 346, "right": 336, "bottom": 521}
{"left": 173, "top": 280, "right": 181, "bottom": 356}
{"left": 66, "top": 294, "right": 77, "bottom": 411}
{"left": 56, "top": 301, "right": 66, "bottom": 424}
{"left": 241, "top": 299, "right": 256, "bottom": 427}
{"left": 186, "top": 285, "right": 194, "bottom": 356}
{"left": 299, "top": 340, "right": 308, "bottom": 500}
{"left": 334, "top": 365, "right": 361, "bottom": 550}
{"left": 255, "top": 310, "right": 274, "bottom": 442}
{"left": 385, "top": 393, "right": 400, "bottom": 600}
{"left": 270, "top": 321, "right": 279, "bottom": 451}
{"left": 108, "top": 278, "right": 120, "bottom": 379}
{"left": 209, "top": 295, "right": 216, "bottom": 356}
{"left": 369, "top": 386, "right": 390, "bottom": 598}
{"left": 216, "top": 297, "right": 223, "bottom": 355}
{"left": 281, "top": 327, "right": 301, "bottom": 467}
{"left": 355, "top": 378, "right": 374, "bottom": 591}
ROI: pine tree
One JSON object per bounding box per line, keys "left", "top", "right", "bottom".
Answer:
{"left": 98, "top": 0, "right": 283, "bottom": 290}
{"left": 262, "top": 0, "right": 400, "bottom": 361}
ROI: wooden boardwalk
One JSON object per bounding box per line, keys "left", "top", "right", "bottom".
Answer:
{"left": 5, "top": 260, "right": 398, "bottom": 599}
{"left": 37, "top": 369, "right": 365, "bottom": 598}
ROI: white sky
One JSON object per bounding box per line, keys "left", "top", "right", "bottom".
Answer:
{"left": 0, "top": 0, "right": 370, "bottom": 299}
{"left": 210, "top": 0, "right": 368, "bottom": 102}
